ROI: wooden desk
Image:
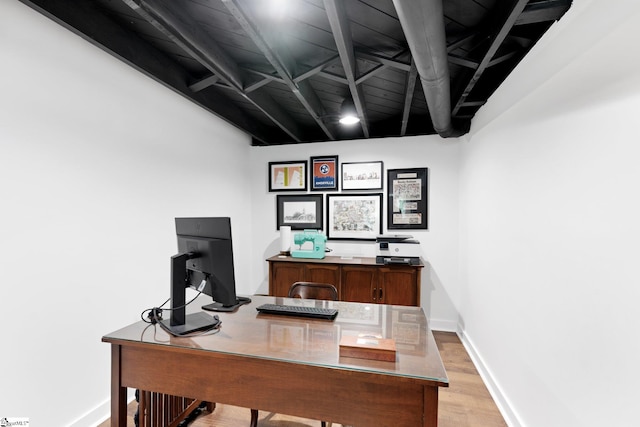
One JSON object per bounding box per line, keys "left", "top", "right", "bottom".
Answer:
{"left": 102, "top": 295, "right": 448, "bottom": 426}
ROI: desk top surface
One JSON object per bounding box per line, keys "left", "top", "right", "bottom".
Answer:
{"left": 103, "top": 295, "right": 447, "bottom": 386}
{"left": 266, "top": 254, "right": 424, "bottom": 267}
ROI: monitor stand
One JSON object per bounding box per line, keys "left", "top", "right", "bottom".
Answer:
{"left": 160, "top": 312, "right": 220, "bottom": 336}
{"left": 164, "top": 252, "right": 221, "bottom": 336}
{"left": 202, "top": 296, "right": 252, "bottom": 313}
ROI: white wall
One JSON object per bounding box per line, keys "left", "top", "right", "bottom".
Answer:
{"left": 0, "top": 2, "right": 252, "bottom": 425}
{"left": 6, "top": 0, "right": 640, "bottom": 425}
{"left": 459, "top": 0, "right": 640, "bottom": 425}
{"left": 248, "top": 137, "right": 461, "bottom": 329}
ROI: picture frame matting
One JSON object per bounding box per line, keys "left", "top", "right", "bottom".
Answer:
{"left": 276, "top": 194, "right": 323, "bottom": 230}
{"left": 269, "top": 160, "right": 308, "bottom": 192}
{"left": 387, "top": 168, "right": 428, "bottom": 230}
{"left": 341, "top": 161, "right": 383, "bottom": 190}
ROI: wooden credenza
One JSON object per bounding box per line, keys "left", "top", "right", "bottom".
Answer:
{"left": 267, "top": 255, "right": 424, "bottom": 307}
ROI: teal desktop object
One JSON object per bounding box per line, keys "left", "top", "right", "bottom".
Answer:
{"left": 291, "top": 230, "right": 327, "bottom": 259}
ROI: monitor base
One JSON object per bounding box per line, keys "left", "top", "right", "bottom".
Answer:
{"left": 160, "top": 312, "right": 220, "bottom": 336}
{"left": 202, "top": 296, "right": 252, "bottom": 312}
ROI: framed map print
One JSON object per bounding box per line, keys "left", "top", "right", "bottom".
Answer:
{"left": 326, "top": 193, "right": 382, "bottom": 240}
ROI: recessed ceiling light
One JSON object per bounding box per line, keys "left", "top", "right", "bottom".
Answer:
{"left": 339, "top": 98, "right": 360, "bottom": 125}
{"left": 339, "top": 115, "right": 360, "bottom": 125}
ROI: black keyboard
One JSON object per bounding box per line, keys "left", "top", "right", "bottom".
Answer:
{"left": 256, "top": 303, "right": 338, "bottom": 320}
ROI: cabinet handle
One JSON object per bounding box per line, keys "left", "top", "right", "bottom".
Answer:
{"left": 379, "top": 288, "right": 383, "bottom": 301}
{"left": 372, "top": 287, "right": 377, "bottom": 301}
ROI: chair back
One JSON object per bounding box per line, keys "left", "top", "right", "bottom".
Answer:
{"left": 288, "top": 282, "right": 338, "bottom": 301}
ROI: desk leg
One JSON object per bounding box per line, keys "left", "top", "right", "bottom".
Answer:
{"left": 250, "top": 409, "right": 258, "bottom": 427}
{"left": 423, "top": 386, "right": 438, "bottom": 427}
{"left": 110, "top": 344, "right": 127, "bottom": 427}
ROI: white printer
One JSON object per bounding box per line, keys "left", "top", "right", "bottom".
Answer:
{"left": 375, "top": 235, "right": 422, "bottom": 265}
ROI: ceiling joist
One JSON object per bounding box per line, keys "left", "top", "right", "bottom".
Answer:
{"left": 401, "top": 60, "right": 418, "bottom": 136}
{"left": 19, "top": 0, "right": 573, "bottom": 145}
{"left": 222, "top": 0, "right": 336, "bottom": 141}
{"left": 324, "top": 0, "right": 369, "bottom": 137}
{"left": 22, "top": 0, "right": 279, "bottom": 143}
{"left": 516, "top": 0, "right": 572, "bottom": 26}
{"left": 123, "top": 0, "right": 304, "bottom": 143}
{"left": 452, "top": 0, "right": 530, "bottom": 116}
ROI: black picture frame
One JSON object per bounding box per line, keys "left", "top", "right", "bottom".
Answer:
{"left": 387, "top": 168, "right": 428, "bottom": 230}
{"left": 310, "top": 155, "right": 339, "bottom": 191}
{"left": 326, "top": 193, "right": 383, "bottom": 240}
{"left": 268, "top": 160, "right": 308, "bottom": 192}
{"left": 276, "top": 194, "right": 323, "bottom": 230}
{"left": 341, "top": 161, "right": 383, "bottom": 190}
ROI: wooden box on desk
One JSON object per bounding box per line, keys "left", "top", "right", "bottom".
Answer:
{"left": 339, "top": 335, "right": 397, "bottom": 362}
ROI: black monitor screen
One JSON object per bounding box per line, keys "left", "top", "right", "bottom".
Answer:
{"left": 175, "top": 217, "right": 246, "bottom": 311}
{"left": 160, "top": 217, "right": 250, "bottom": 336}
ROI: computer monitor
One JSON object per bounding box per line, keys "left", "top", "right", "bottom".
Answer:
{"left": 161, "top": 217, "right": 250, "bottom": 335}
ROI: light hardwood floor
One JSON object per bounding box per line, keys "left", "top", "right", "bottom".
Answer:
{"left": 99, "top": 331, "right": 506, "bottom": 427}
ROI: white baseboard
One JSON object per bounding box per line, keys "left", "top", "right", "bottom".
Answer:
{"left": 69, "top": 390, "right": 136, "bottom": 427}
{"left": 429, "top": 318, "right": 459, "bottom": 332}
{"left": 456, "top": 329, "right": 522, "bottom": 427}
{"left": 68, "top": 399, "right": 110, "bottom": 427}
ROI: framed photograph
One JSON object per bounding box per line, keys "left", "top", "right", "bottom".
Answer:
{"left": 341, "top": 161, "right": 383, "bottom": 190}
{"left": 268, "top": 160, "right": 307, "bottom": 192}
{"left": 310, "top": 155, "right": 339, "bottom": 191}
{"left": 387, "top": 168, "right": 428, "bottom": 230}
{"left": 276, "top": 194, "right": 323, "bottom": 230}
{"left": 326, "top": 193, "right": 382, "bottom": 240}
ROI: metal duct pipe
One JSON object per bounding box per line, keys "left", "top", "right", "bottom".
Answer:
{"left": 393, "top": 0, "right": 460, "bottom": 137}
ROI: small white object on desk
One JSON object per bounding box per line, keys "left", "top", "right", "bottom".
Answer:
{"left": 279, "top": 226, "right": 291, "bottom": 254}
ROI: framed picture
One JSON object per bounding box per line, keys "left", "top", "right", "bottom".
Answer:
{"left": 268, "top": 160, "right": 307, "bottom": 192}
{"left": 276, "top": 194, "right": 323, "bottom": 230}
{"left": 387, "top": 168, "right": 428, "bottom": 230}
{"left": 326, "top": 193, "right": 382, "bottom": 240}
{"left": 341, "top": 161, "right": 383, "bottom": 190}
{"left": 310, "top": 155, "right": 339, "bottom": 191}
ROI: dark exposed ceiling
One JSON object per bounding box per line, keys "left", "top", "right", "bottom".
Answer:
{"left": 21, "top": 0, "right": 571, "bottom": 146}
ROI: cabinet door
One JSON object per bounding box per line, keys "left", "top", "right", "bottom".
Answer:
{"left": 341, "top": 266, "right": 377, "bottom": 303}
{"left": 270, "top": 262, "right": 305, "bottom": 297}
{"left": 304, "top": 264, "right": 340, "bottom": 289}
{"left": 378, "top": 267, "right": 418, "bottom": 306}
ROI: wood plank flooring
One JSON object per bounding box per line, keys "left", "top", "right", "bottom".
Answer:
{"left": 434, "top": 332, "right": 507, "bottom": 427}
{"left": 99, "top": 331, "right": 506, "bottom": 427}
